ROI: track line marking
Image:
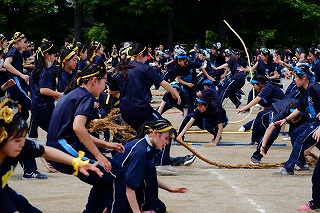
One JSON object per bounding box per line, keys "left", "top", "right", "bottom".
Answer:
{"left": 205, "top": 169, "right": 266, "bottom": 213}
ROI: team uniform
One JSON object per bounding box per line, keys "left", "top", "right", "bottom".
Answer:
{"left": 218, "top": 59, "right": 246, "bottom": 108}
{"left": 5, "top": 47, "right": 30, "bottom": 119}
{"left": 109, "top": 60, "right": 185, "bottom": 166}
{"left": 0, "top": 139, "right": 43, "bottom": 213}
{"left": 46, "top": 87, "right": 126, "bottom": 213}
{"left": 158, "top": 90, "right": 189, "bottom": 114}
{"left": 280, "top": 82, "right": 320, "bottom": 174}
{"left": 312, "top": 59, "right": 320, "bottom": 82}
{"left": 250, "top": 98, "right": 305, "bottom": 162}
{"left": 57, "top": 69, "right": 76, "bottom": 92}
{"left": 29, "top": 65, "right": 57, "bottom": 137}
{"left": 175, "top": 61, "right": 201, "bottom": 112}
{"left": 179, "top": 88, "right": 228, "bottom": 140}
{"left": 113, "top": 135, "right": 166, "bottom": 212}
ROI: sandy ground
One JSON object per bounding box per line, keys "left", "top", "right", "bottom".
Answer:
{"left": 9, "top": 79, "right": 319, "bottom": 213}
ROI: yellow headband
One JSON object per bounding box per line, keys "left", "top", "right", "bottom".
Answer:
{"left": 157, "top": 125, "right": 174, "bottom": 133}
{"left": 145, "top": 125, "right": 173, "bottom": 134}
{"left": 43, "top": 44, "right": 53, "bottom": 53}
{"left": 76, "top": 70, "right": 100, "bottom": 85}
{"left": 58, "top": 50, "right": 76, "bottom": 68}
{"left": 130, "top": 47, "right": 146, "bottom": 61}
{"left": 13, "top": 32, "right": 25, "bottom": 43}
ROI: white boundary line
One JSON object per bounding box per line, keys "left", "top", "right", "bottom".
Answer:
{"left": 205, "top": 169, "right": 266, "bottom": 213}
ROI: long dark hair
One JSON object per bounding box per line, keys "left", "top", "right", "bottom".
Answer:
{"left": 64, "top": 64, "right": 107, "bottom": 94}
{"left": 32, "top": 42, "right": 57, "bottom": 84}
{"left": 116, "top": 43, "right": 147, "bottom": 80}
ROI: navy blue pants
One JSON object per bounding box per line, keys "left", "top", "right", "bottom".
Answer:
{"left": 284, "top": 121, "right": 320, "bottom": 172}
{"left": 47, "top": 141, "right": 126, "bottom": 213}
{"left": 7, "top": 76, "right": 31, "bottom": 120}
{"left": 219, "top": 77, "right": 245, "bottom": 108}
{"left": 0, "top": 186, "right": 42, "bottom": 213}
{"left": 29, "top": 104, "right": 54, "bottom": 138}
{"left": 182, "top": 86, "right": 196, "bottom": 113}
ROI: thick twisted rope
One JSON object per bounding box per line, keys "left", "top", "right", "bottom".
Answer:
{"left": 87, "top": 111, "right": 318, "bottom": 169}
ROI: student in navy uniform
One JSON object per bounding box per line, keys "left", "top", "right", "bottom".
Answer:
{"left": 195, "top": 49, "right": 213, "bottom": 91}
{"left": 177, "top": 94, "right": 228, "bottom": 147}
{"left": 273, "top": 65, "right": 320, "bottom": 176}
{"left": 46, "top": 65, "right": 126, "bottom": 213}
{"left": 56, "top": 47, "right": 77, "bottom": 92}
{"left": 77, "top": 43, "right": 89, "bottom": 71}
{"left": 249, "top": 98, "right": 304, "bottom": 164}
{"left": 88, "top": 42, "right": 106, "bottom": 67}
{"left": 29, "top": 42, "right": 62, "bottom": 139}
{"left": 213, "top": 49, "right": 247, "bottom": 108}
{"left": 308, "top": 47, "right": 320, "bottom": 82}
{"left": 157, "top": 82, "right": 189, "bottom": 118}
{"left": 109, "top": 43, "right": 195, "bottom": 174}
{"left": 161, "top": 50, "right": 175, "bottom": 83}
{"left": 174, "top": 49, "right": 201, "bottom": 113}
{"left": 0, "top": 98, "right": 102, "bottom": 213}
{"left": 3, "top": 32, "right": 30, "bottom": 120}
{"left": 210, "top": 42, "right": 225, "bottom": 87}
{"left": 238, "top": 48, "right": 279, "bottom": 103}
{"left": 113, "top": 118, "right": 188, "bottom": 213}
{"left": 235, "top": 74, "right": 286, "bottom": 114}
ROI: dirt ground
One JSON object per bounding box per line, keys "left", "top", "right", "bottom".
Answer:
{"left": 10, "top": 79, "right": 319, "bottom": 213}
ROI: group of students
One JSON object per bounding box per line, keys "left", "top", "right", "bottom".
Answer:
{"left": 1, "top": 29, "right": 320, "bottom": 212}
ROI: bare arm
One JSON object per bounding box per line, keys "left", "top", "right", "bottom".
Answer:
{"left": 157, "top": 100, "right": 166, "bottom": 114}
{"left": 235, "top": 96, "right": 262, "bottom": 113}
{"left": 4, "top": 57, "right": 29, "bottom": 83}
{"left": 73, "top": 115, "right": 112, "bottom": 172}
{"left": 42, "top": 146, "right": 103, "bottom": 177}
{"left": 126, "top": 186, "right": 140, "bottom": 213}
{"left": 176, "top": 117, "right": 195, "bottom": 141}
{"left": 40, "top": 88, "right": 63, "bottom": 98}
{"left": 158, "top": 179, "right": 188, "bottom": 193}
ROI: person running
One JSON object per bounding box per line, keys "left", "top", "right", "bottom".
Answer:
{"left": 113, "top": 118, "right": 188, "bottom": 213}
{"left": 0, "top": 98, "right": 102, "bottom": 213}
{"left": 46, "top": 64, "right": 127, "bottom": 212}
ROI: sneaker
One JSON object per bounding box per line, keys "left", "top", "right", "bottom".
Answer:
{"left": 238, "top": 126, "right": 246, "bottom": 132}
{"left": 273, "top": 167, "right": 294, "bottom": 175}
{"left": 298, "top": 200, "right": 320, "bottom": 212}
{"left": 156, "top": 165, "right": 178, "bottom": 174}
{"left": 250, "top": 157, "right": 261, "bottom": 164}
{"left": 294, "top": 164, "right": 310, "bottom": 171}
{"left": 183, "top": 155, "right": 196, "bottom": 166}
{"left": 22, "top": 171, "right": 48, "bottom": 180}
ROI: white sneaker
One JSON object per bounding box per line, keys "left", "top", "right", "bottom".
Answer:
{"left": 238, "top": 126, "right": 246, "bottom": 132}
{"left": 156, "top": 165, "right": 179, "bottom": 174}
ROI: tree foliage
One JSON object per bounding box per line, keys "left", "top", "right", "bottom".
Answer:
{"left": 0, "top": 0, "right": 319, "bottom": 50}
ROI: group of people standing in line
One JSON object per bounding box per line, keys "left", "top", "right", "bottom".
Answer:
{"left": 1, "top": 30, "right": 320, "bottom": 212}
